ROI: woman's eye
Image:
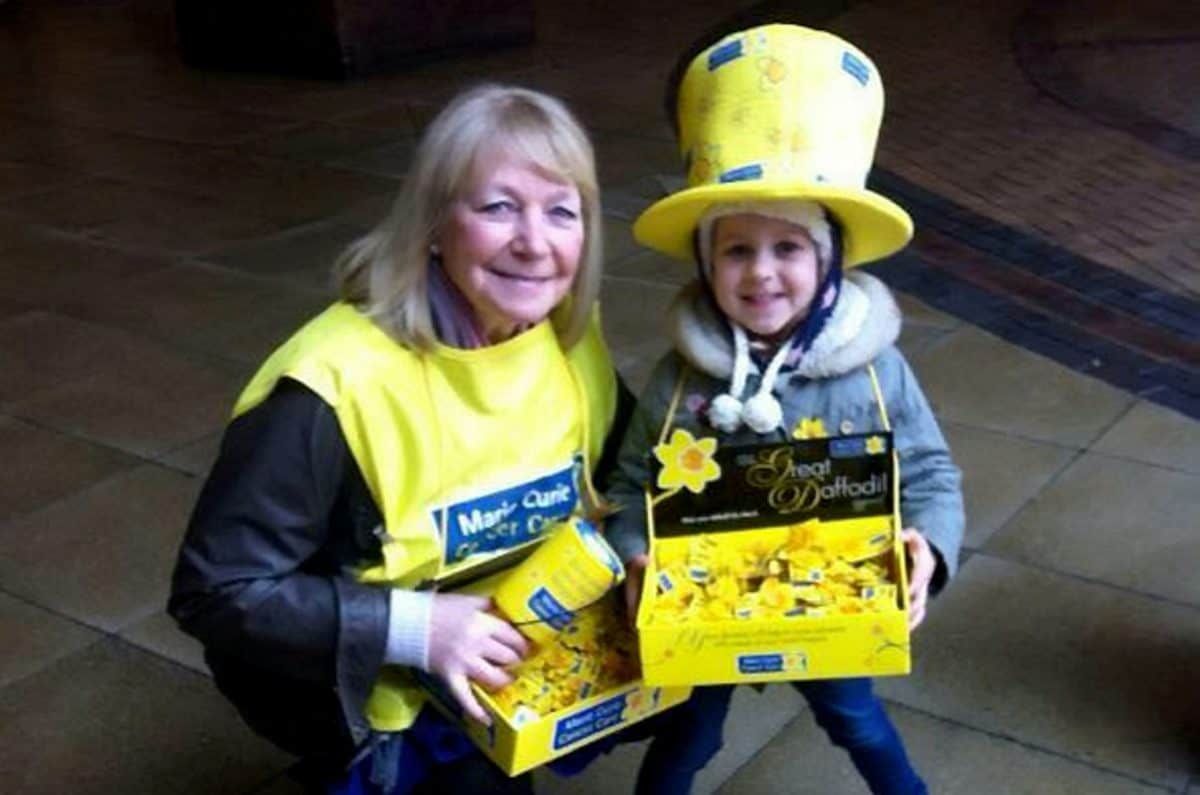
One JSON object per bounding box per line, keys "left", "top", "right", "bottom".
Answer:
{"left": 480, "top": 200, "right": 517, "bottom": 215}
{"left": 550, "top": 205, "right": 579, "bottom": 221}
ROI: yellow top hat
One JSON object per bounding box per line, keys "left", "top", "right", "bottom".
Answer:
{"left": 634, "top": 24, "right": 913, "bottom": 267}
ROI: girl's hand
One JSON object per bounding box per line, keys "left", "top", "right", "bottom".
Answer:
{"left": 427, "top": 593, "right": 529, "bottom": 726}
{"left": 623, "top": 554, "right": 648, "bottom": 628}
{"left": 901, "top": 528, "right": 935, "bottom": 630}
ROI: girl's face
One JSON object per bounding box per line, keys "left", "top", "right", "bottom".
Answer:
{"left": 710, "top": 213, "right": 821, "bottom": 340}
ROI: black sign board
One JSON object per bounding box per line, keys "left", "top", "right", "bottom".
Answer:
{"left": 651, "top": 432, "right": 894, "bottom": 537}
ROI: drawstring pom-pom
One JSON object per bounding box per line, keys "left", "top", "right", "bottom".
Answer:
{"left": 708, "top": 394, "right": 744, "bottom": 433}
{"left": 742, "top": 392, "right": 783, "bottom": 433}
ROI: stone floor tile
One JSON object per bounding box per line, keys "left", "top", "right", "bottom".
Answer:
{"left": 0, "top": 230, "right": 167, "bottom": 311}
{"left": 54, "top": 261, "right": 303, "bottom": 345}
{"left": 14, "top": 96, "right": 300, "bottom": 147}
{"left": 605, "top": 249, "right": 693, "bottom": 288}
{"left": 0, "top": 177, "right": 288, "bottom": 255}
{"left": 0, "top": 161, "right": 80, "bottom": 201}
{"left": 984, "top": 452, "right": 1200, "bottom": 605}
{"left": 236, "top": 122, "right": 402, "bottom": 166}
{"left": 0, "top": 312, "right": 139, "bottom": 403}
{"left": 0, "top": 298, "right": 26, "bottom": 321}
{"left": 909, "top": 326, "right": 1134, "bottom": 447}
{"left": 600, "top": 277, "right": 678, "bottom": 358}
{"left": 694, "top": 684, "right": 805, "bottom": 794}
{"left": 0, "top": 464, "right": 199, "bottom": 632}
{"left": 0, "top": 639, "right": 292, "bottom": 795}
{"left": 156, "top": 432, "right": 223, "bottom": 478}
{"left": 0, "top": 416, "right": 138, "bottom": 522}
{"left": 0, "top": 211, "right": 43, "bottom": 253}
{"left": 120, "top": 610, "right": 207, "bottom": 675}
{"left": 3, "top": 336, "right": 243, "bottom": 459}
{"left": 330, "top": 137, "right": 418, "bottom": 179}
{"left": 43, "top": 139, "right": 398, "bottom": 231}
{"left": 570, "top": 92, "right": 676, "bottom": 141}
{"left": 1092, "top": 401, "right": 1200, "bottom": 475}
{"left": 719, "top": 700, "right": 1172, "bottom": 795}
{"left": 329, "top": 192, "right": 395, "bottom": 230}
{"left": 601, "top": 216, "right": 642, "bottom": 266}
{"left": 535, "top": 742, "right": 644, "bottom": 795}
{"left": 942, "top": 422, "right": 1078, "bottom": 548}
{"left": 593, "top": 132, "right": 680, "bottom": 191}
{"left": 0, "top": 592, "right": 101, "bottom": 689}
{"left": 219, "top": 159, "right": 397, "bottom": 227}
{"left": 201, "top": 219, "right": 362, "bottom": 293}
{"left": 330, "top": 98, "right": 442, "bottom": 132}
{"left": 893, "top": 288, "right": 963, "bottom": 331}
{"left": 877, "top": 555, "right": 1199, "bottom": 791}
{"left": 184, "top": 290, "right": 333, "bottom": 368}
{"left": 896, "top": 323, "right": 951, "bottom": 360}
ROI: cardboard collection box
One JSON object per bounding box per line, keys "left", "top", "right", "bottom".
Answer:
{"left": 418, "top": 571, "right": 691, "bottom": 776}
{"left": 422, "top": 667, "right": 691, "bottom": 776}
{"left": 636, "top": 431, "right": 911, "bottom": 687}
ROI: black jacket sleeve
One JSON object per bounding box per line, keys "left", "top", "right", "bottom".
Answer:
{"left": 168, "top": 379, "right": 389, "bottom": 755}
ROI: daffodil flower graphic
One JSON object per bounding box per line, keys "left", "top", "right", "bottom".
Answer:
{"left": 792, "top": 417, "right": 828, "bottom": 440}
{"left": 865, "top": 435, "right": 886, "bottom": 455}
{"left": 758, "top": 55, "right": 787, "bottom": 90}
{"left": 653, "top": 428, "right": 721, "bottom": 497}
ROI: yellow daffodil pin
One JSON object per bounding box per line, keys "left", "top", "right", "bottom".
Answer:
{"left": 654, "top": 428, "right": 721, "bottom": 495}
{"left": 792, "top": 417, "right": 828, "bottom": 440}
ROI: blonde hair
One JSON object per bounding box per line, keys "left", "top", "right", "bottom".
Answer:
{"left": 335, "top": 84, "right": 603, "bottom": 350}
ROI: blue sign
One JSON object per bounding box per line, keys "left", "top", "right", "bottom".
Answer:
{"left": 841, "top": 51, "right": 870, "bottom": 86}
{"left": 708, "top": 39, "right": 744, "bottom": 71}
{"left": 738, "top": 653, "right": 785, "bottom": 674}
{"left": 830, "top": 436, "right": 867, "bottom": 458}
{"left": 553, "top": 692, "right": 628, "bottom": 749}
{"left": 528, "top": 587, "right": 573, "bottom": 631}
{"left": 719, "top": 163, "right": 764, "bottom": 183}
{"left": 436, "top": 459, "right": 580, "bottom": 563}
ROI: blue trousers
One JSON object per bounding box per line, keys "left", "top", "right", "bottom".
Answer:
{"left": 626, "top": 679, "right": 925, "bottom": 795}
{"left": 795, "top": 678, "right": 927, "bottom": 795}
{"left": 547, "top": 684, "right": 736, "bottom": 795}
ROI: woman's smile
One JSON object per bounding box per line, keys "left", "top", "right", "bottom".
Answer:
{"left": 438, "top": 150, "right": 584, "bottom": 343}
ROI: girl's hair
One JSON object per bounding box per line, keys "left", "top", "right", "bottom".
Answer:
{"left": 335, "top": 84, "right": 603, "bottom": 349}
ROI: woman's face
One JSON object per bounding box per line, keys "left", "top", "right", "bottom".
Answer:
{"left": 437, "top": 149, "right": 584, "bottom": 343}
{"left": 710, "top": 213, "right": 820, "bottom": 340}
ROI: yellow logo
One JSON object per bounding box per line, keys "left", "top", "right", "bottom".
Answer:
{"left": 792, "top": 417, "right": 828, "bottom": 440}
{"left": 653, "top": 428, "right": 722, "bottom": 495}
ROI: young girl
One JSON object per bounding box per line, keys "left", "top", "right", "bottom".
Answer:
{"left": 602, "top": 24, "right": 964, "bottom": 795}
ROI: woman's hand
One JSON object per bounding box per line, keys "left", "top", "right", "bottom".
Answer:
{"left": 623, "top": 554, "right": 648, "bottom": 628}
{"left": 901, "top": 528, "right": 935, "bottom": 631}
{"left": 427, "top": 593, "right": 529, "bottom": 726}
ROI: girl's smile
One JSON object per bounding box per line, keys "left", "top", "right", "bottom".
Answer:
{"left": 710, "top": 213, "right": 821, "bottom": 339}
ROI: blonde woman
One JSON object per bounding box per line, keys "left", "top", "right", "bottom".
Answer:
{"left": 170, "top": 85, "right": 631, "bottom": 794}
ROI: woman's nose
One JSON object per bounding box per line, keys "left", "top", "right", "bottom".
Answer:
{"left": 512, "top": 211, "right": 550, "bottom": 257}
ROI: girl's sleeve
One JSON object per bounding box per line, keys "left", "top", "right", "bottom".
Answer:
{"left": 885, "top": 350, "right": 965, "bottom": 593}
{"left": 603, "top": 356, "right": 682, "bottom": 563}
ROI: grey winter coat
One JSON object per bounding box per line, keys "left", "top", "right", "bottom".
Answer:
{"left": 604, "top": 271, "right": 964, "bottom": 590}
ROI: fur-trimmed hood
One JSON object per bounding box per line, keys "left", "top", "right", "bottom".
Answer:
{"left": 667, "top": 270, "right": 902, "bottom": 381}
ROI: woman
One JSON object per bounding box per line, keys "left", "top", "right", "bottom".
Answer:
{"left": 169, "top": 84, "right": 629, "bottom": 794}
